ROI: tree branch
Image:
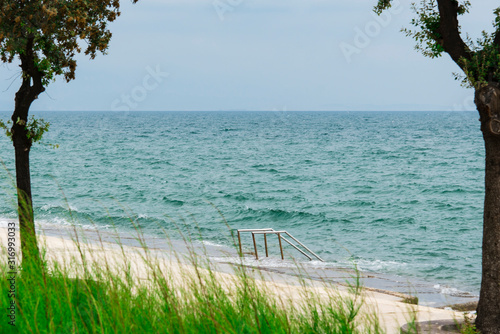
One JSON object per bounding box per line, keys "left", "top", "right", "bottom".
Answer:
{"left": 494, "top": 6, "right": 500, "bottom": 48}
{"left": 494, "top": 28, "right": 500, "bottom": 48}
{"left": 14, "top": 35, "right": 45, "bottom": 120}
{"left": 436, "top": 0, "right": 471, "bottom": 67}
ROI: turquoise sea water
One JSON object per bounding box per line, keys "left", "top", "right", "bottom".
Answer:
{"left": 0, "top": 110, "right": 484, "bottom": 297}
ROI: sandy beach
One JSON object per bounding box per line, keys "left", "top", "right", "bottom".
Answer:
{"left": 0, "top": 226, "right": 470, "bottom": 334}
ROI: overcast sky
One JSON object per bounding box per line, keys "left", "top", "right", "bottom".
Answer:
{"left": 0, "top": 0, "right": 498, "bottom": 112}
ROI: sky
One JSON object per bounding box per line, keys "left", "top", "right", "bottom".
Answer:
{"left": 0, "top": 0, "right": 498, "bottom": 112}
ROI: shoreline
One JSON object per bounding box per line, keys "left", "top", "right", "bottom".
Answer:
{"left": 0, "top": 225, "right": 473, "bottom": 333}
{"left": 38, "top": 220, "right": 481, "bottom": 306}
{"left": 0, "top": 218, "right": 479, "bottom": 307}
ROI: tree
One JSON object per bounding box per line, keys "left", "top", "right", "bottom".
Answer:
{"left": 0, "top": 0, "right": 139, "bottom": 268}
{"left": 375, "top": 1, "right": 500, "bottom": 332}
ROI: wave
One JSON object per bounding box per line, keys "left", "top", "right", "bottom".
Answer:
{"left": 338, "top": 200, "right": 376, "bottom": 207}
{"left": 198, "top": 240, "right": 225, "bottom": 248}
{"left": 162, "top": 197, "right": 184, "bottom": 206}
{"left": 234, "top": 207, "right": 327, "bottom": 225}
{"left": 433, "top": 285, "right": 478, "bottom": 298}
{"left": 40, "top": 203, "right": 80, "bottom": 213}
{"left": 35, "top": 218, "right": 114, "bottom": 232}
{"left": 210, "top": 256, "right": 311, "bottom": 269}
{"left": 0, "top": 217, "right": 16, "bottom": 228}
{"left": 350, "top": 259, "right": 408, "bottom": 272}
{"left": 441, "top": 188, "right": 467, "bottom": 194}
{"left": 224, "top": 194, "right": 252, "bottom": 202}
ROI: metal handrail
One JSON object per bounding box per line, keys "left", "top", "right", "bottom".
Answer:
{"left": 280, "top": 236, "right": 313, "bottom": 261}
{"left": 237, "top": 228, "right": 324, "bottom": 262}
{"left": 237, "top": 228, "right": 273, "bottom": 256}
{"left": 282, "top": 231, "right": 324, "bottom": 262}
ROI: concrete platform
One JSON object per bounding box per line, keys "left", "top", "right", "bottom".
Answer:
{"left": 401, "top": 319, "right": 465, "bottom": 333}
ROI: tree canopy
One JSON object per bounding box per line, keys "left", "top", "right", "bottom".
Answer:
{"left": 375, "top": 0, "right": 500, "bottom": 89}
{"left": 0, "top": 0, "right": 138, "bottom": 85}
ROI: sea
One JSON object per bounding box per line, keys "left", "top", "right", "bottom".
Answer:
{"left": 0, "top": 110, "right": 484, "bottom": 307}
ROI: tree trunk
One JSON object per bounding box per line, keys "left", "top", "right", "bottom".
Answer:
{"left": 12, "top": 120, "right": 40, "bottom": 267}
{"left": 475, "top": 85, "right": 500, "bottom": 334}
{"left": 8, "top": 35, "right": 47, "bottom": 269}
{"left": 11, "top": 77, "right": 43, "bottom": 268}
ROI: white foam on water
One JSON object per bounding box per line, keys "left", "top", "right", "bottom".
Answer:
{"left": 0, "top": 218, "right": 16, "bottom": 229}
{"left": 304, "top": 260, "right": 333, "bottom": 268}
{"left": 198, "top": 240, "right": 225, "bottom": 248}
{"left": 35, "top": 218, "right": 112, "bottom": 232}
{"left": 433, "top": 284, "right": 477, "bottom": 297}
{"left": 40, "top": 203, "right": 80, "bottom": 212}
{"left": 210, "top": 256, "right": 304, "bottom": 269}
{"left": 351, "top": 259, "right": 408, "bottom": 272}
{"left": 209, "top": 255, "right": 343, "bottom": 271}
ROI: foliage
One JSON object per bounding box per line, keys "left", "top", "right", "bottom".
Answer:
{"left": 399, "top": 1, "right": 471, "bottom": 58}
{"left": 460, "top": 316, "right": 479, "bottom": 334}
{"left": 457, "top": 32, "right": 500, "bottom": 88}
{"left": 375, "top": 0, "right": 500, "bottom": 89}
{"left": 374, "top": 0, "right": 393, "bottom": 15}
{"left": 0, "top": 0, "right": 138, "bottom": 84}
{"left": 401, "top": 296, "right": 419, "bottom": 305}
{"left": 0, "top": 116, "right": 57, "bottom": 147}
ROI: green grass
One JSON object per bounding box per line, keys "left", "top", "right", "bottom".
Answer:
{"left": 0, "top": 225, "right": 386, "bottom": 334}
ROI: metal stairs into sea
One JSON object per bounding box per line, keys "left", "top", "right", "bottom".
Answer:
{"left": 237, "top": 228, "right": 324, "bottom": 262}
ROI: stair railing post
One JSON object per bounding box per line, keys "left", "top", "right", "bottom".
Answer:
{"left": 278, "top": 233, "right": 284, "bottom": 260}
{"left": 264, "top": 233, "right": 269, "bottom": 257}
{"left": 252, "top": 232, "right": 258, "bottom": 260}
{"left": 238, "top": 230, "right": 242, "bottom": 257}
